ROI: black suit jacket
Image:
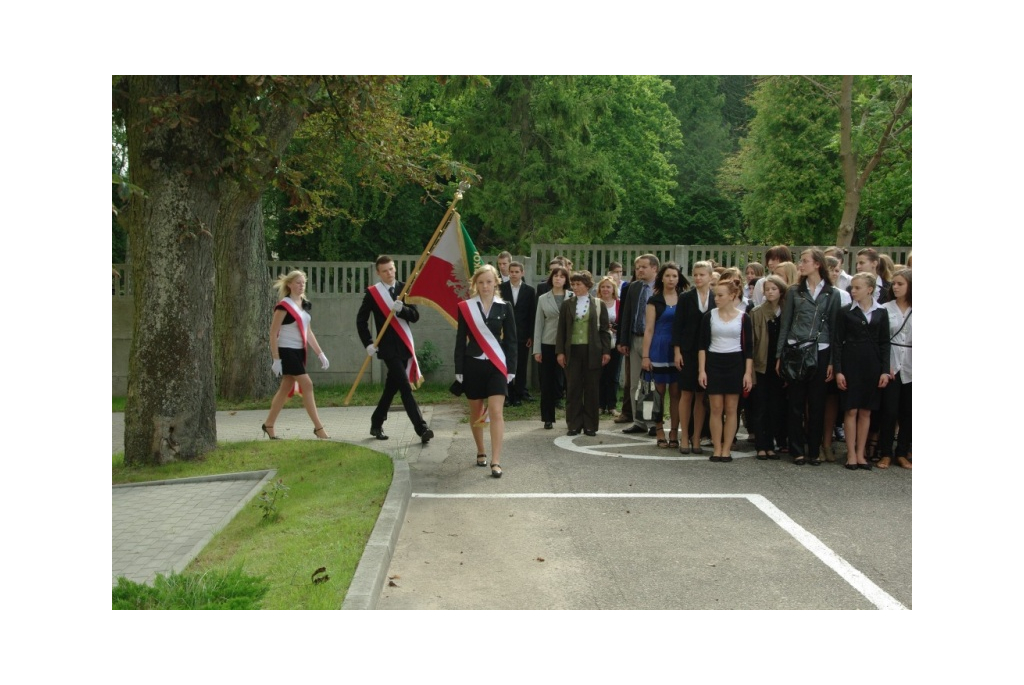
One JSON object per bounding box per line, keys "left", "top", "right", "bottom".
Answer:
{"left": 356, "top": 281, "right": 420, "bottom": 361}
{"left": 455, "top": 300, "right": 518, "bottom": 375}
{"left": 673, "top": 288, "right": 717, "bottom": 354}
{"left": 499, "top": 280, "right": 537, "bottom": 346}
{"left": 617, "top": 279, "right": 654, "bottom": 348}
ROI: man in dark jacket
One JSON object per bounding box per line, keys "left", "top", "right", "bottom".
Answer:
{"left": 616, "top": 253, "right": 659, "bottom": 436}
{"left": 499, "top": 261, "right": 537, "bottom": 406}
{"left": 356, "top": 255, "right": 433, "bottom": 443}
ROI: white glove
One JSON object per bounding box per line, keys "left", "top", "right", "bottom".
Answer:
{"left": 507, "top": 374, "right": 516, "bottom": 383}
{"left": 271, "top": 359, "right": 282, "bottom": 377}
{"left": 366, "top": 344, "right": 377, "bottom": 357}
{"left": 318, "top": 352, "right": 329, "bottom": 370}
{"left": 391, "top": 299, "right": 404, "bottom": 312}
{"left": 455, "top": 374, "right": 463, "bottom": 383}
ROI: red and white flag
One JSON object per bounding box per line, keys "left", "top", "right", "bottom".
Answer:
{"left": 406, "top": 211, "right": 481, "bottom": 328}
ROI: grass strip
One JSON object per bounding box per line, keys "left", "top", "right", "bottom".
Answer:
{"left": 113, "top": 440, "right": 392, "bottom": 609}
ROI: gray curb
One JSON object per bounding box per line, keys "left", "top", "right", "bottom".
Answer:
{"left": 341, "top": 456, "right": 411, "bottom": 610}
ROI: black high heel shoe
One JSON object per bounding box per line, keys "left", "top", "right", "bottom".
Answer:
{"left": 261, "top": 423, "right": 280, "bottom": 440}
{"left": 313, "top": 426, "right": 330, "bottom": 440}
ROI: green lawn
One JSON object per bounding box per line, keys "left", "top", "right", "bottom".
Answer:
{"left": 113, "top": 440, "right": 392, "bottom": 609}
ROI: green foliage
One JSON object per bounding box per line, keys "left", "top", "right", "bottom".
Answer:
{"left": 731, "top": 76, "right": 844, "bottom": 245}
{"left": 446, "top": 75, "right": 681, "bottom": 252}
{"left": 112, "top": 567, "right": 269, "bottom": 609}
{"left": 416, "top": 340, "right": 443, "bottom": 376}
{"left": 640, "top": 75, "right": 746, "bottom": 245}
{"left": 726, "top": 75, "right": 911, "bottom": 247}
{"left": 255, "top": 478, "right": 290, "bottom": 521}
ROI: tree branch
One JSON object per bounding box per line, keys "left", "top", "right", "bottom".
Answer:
{"left": 856, "top": 88, "right": 911, "bottom": 190}
{"left": 799, "top": 75, "right": 839, "bottom": 107}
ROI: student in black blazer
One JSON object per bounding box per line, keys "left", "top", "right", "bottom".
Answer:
{"left": 499, "top": 261, "right": 537, "bottom": 405}
{"left": 672, "top": 260, "right": 716, "bottom": 454}
{"left": 356, "top": 255, "right": 432, "bottom": 443}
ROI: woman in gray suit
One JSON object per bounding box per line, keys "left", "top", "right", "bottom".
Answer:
{"left": 533, "top": 266, "right": 570, "bottom": 429}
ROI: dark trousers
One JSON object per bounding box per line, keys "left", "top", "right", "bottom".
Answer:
{"left": 752, "top": 369, "right": 788, "bottom": 452}
{"left": 878, "top": 372, "right": 912, "bottom": 458}
{"left": 508, "top": 343, "right": 532, "bottom": 402}
{"left": 599, "top": 348, "right": 622, "bottom": 411}
{"left": 566, "top": 344, "right": 601, "bottom": 432}
{"left": 372, "top": 356, "right": 427, "bottom": 435}
{"left": 619, "top": 353, "right": 633, "bottom": 421}
{"left": 539, "top": 343, "right": 560, "bottom": 423}
{"left": 786, "top": 348, "right": 830, "bottom": 460}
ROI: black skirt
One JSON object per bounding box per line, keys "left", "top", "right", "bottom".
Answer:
{"left": 679, "top": 350, "right": 701, "bottom": 391}
{"left": 279, "top": 347, "right": 306, "bottom": 376}
{"left": 705, "top": 351, "right": 744, "bottom": 395}
{"left": 462, "top": 356, "right": 508, "bottom": 400}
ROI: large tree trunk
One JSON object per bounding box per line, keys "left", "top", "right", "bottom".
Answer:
{"left": 123, "top": 76, "right": 224, "bottom": 466}
{"left": 213, "top": 82, "right": 316, "bottom": 400}
{"left": 214, "top": 186, "right": 276, "bottom": 400}
{"left": 835, "top": 76, "right": 858, "bottom": 248}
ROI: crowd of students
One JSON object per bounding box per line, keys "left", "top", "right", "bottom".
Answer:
{"left": 262, "top": 246, "right": 910, "bottom": 478}
{"left": 516, "top": 246, "right": 912, "bottom": 471}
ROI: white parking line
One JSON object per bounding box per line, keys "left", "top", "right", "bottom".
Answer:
{"left": 411, "top": 492, "right": 907, "bottom": 610}
{"left": 552, "top": 431, "right": 751, "bottom": 460}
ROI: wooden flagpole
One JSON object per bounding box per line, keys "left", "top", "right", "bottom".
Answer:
{"left": 343, "top": 184, "right": 470, "bottom": 406}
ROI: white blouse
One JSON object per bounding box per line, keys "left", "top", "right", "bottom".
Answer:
{"left": 883, "top": 302, "right": 912, "bottom": 383}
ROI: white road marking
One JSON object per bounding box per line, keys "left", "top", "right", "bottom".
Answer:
{"left": 553, "top": 430, "right": 754, "bottom": 460}
{"left": 411, "top": 492, "right": 907, "bottom": 610}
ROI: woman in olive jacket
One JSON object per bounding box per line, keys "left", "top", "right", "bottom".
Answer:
{"left": 775, "top": 248, "right": 842, "bottom": 466}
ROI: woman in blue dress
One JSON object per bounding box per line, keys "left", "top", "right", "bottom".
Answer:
{"left": 642, "top": 262, "right": 686, "bottom": 448}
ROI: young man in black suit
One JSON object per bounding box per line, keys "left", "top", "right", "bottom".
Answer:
{"left": 499, "top": 261, "right": 537, "bottom": 406}
{"left": 356, "top": 255, "right": 433, "bottom": 444}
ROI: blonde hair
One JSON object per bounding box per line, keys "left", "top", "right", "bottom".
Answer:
{"left": 692, "top": 260, "right": 713, "bottom": 276}
{"left": 714, "top": 277, "right": 741, "bottom": 301}
{"left": 469, "top": 264, "right": 504, "bottom": 300}
{"left": 851, "top": 271, "right": 878, "bottom": 293}
{"left": 773, "top": 261, "right": 799, "bottom": 286}
{"left": 878, "top": 254, "right": 895, "bottom": 281}
{"left": 597, "top": 276, "right": 619, "bottom": 301}
{"left": 274, "top": 270, "right": 308, "bottom": 301}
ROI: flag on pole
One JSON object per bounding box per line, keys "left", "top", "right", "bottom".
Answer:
{"left": 406, "top": 211, "right": 482, "bottom": 327}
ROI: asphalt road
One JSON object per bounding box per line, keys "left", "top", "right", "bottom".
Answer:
{"left": 377, "top": 405, "right": 912, "bottom": 610}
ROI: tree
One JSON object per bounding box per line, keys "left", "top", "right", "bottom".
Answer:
{"left": 646, "top": 75, "right": 747, "bottom": 245}
{"left": 724, "top": 75, "right": 911, "bottom": 247}
{"left": 446, "top": 75, "right": 680, "bottom": 252}
{"left": 832, "top": 75, "right": 911, "bottom": 247}
{"left": 726, "top": 76, "right": 844, "bottom": 246}
{"left": 116, "top": 76, "right": 474, "bottom": 464}
{"left": 118, "top": 76, "right": 229, "bottom": 464}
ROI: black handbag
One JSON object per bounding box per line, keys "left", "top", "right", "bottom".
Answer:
{"left": 780, "top": 293, "right": 827, "bottom": 383}
{"left": 780, "top": 342, "right": 818, "bottom": 382}
{"left": 635, "top": 371, "right": 663, "bottom": 422}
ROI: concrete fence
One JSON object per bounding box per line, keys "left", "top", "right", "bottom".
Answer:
{"left": 112, "top": 244, "right": 910, "bottom": 395}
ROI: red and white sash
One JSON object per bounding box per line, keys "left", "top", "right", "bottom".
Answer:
{"left": 277, "top": 298, "right": 307, "bottom": 396}
{"left": 457, "top": 297, "right": 508, "bottom": 377}
{"left": 370, "top": 282, "right": 423, "bottom": 387}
